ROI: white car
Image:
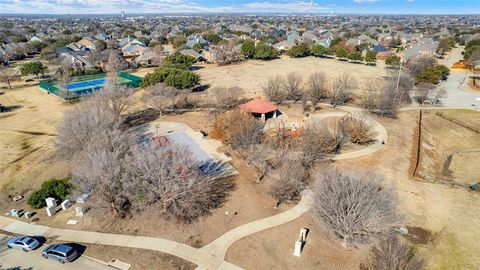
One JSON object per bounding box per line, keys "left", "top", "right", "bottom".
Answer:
{"left": 7, "top": 236, "right": 40, "bottom": 252}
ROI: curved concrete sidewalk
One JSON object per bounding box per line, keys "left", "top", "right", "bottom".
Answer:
{"left": 0, "top": 190, "right": 314, "bottom": 270}
{"left": 309, "top": 108, "right": 388, "bottom": 161}
{"left": 200, "top": 189, "right": 314, "bottom": 260}
{"left": 0, "top": 216, "right": 241, "bottom": 270}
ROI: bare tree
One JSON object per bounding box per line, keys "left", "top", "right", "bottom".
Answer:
{"left": 394, "top": 73, "right": 415, "bottom": 104}
{"left": 225, "top": 111, "right": 264, "bottom": 149}
{"left": 414, "top": 83, "right": 436, "bottom": 105}
{"left": 368, "top": 236, "right": 425, "bottom": 270}
{"left": 406, "top": 56, "right": 436, "bottom": 77}
{"left": 56, "top": 88, "right": 135, "bottom": 160}
{"left": 54, "top": 57, "right": 73, "bottom": 86}
{"left": 216, "top": 39, "right": 241, "bottom": 65}
{"left": 98, "top": 75, "right": 135, "bottom": 119}
{"left": 267, "top": 160, "right": 308, "bottom": 207}
{"left": 283, "top": 72, "right": 304, "bottom": 102}
{"left": 299, "top": 123, "right": 336, "bottom": 167}
{"left": 314, "top": 167, "right": 401, "bottom": 246}
{"left": 377, "top": 84, "right": 399, "bottom": 117}
{"left": 152, "top": 44, "right": 164, "bottom": 66}
{"left": 361, "top": 80, "right": 380, "bottom": 112}
{"left": 125, "top": 142, "right": 235, "bottom": 222}
{"left": 340, "top": 113, "right": 376, "bottom": 144}
{"left": 107, "top": 50, "right": 128, "bottom": 72}
{"left": 0, "top": 66, "right": 20, "bottom": 90}
{"left": 212, "top": 86, "right": 243, "bottom": 111}
{"left": 72, "top": 141, "right": 132, "bottom": 217}
{"left": 431, "top": 87, "right": 447, "bottom": 106}
{"left": 307, "top": 71, "right": 328, "bottom": 106}
{"left": 263, "top": 75, "right": 287, "bottom": 104}
{"left": 144, "top": 83, "right": 179, "bottom": 114}
{"left": 239, "top": 144, "right": 286, "bottom": 182}
{"left": 330, "top": 73, "right": 356, "bottom": 108}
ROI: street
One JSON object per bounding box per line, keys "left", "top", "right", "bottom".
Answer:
{"left": 0, "top": 235, "right": 110, "bottom": 270}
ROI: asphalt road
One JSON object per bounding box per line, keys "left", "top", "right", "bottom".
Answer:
{"left": 438, "top": 73, "right": 480, "bottom": 109}
{"left": 0, "top": 235, "right": 110, "bottom": 270}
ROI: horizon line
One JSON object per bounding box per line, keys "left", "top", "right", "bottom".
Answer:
{"left": 0, "top": 12, "right": 479, "bottom": 16}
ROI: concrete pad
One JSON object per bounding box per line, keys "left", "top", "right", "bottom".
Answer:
{"left": 107, "top": 259, "right": 131, "bottom": 270}
{"left": 3, "top": 220, "right": 49, "bottom": 236}
{"left": 128, "top": 236, "right": 178, "bottom": 252}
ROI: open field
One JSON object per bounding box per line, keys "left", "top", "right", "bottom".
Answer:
{"left": 225, "top": 110, "right": 480, "bottom": 269}
{"left": 196, "top": 55, "right": 389, "bottom": 98}
{"left": 418, "top": 110, "right": 480, "bottom": 185}
{"left": 0, "top": 86, "right": 70, "bottom": 195}
{"left": 1, "top": 58, "right": 480, "bottom": 270}
{"left": 0, "top": 86, "right": 287, "bottom": 248}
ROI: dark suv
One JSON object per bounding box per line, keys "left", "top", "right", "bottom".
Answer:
{"left": 42, "top": 244, "right": 78, "bottom": 264}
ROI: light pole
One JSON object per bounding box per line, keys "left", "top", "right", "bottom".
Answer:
{"left": 395, "top": 59, "right": 404, "bottom": 94}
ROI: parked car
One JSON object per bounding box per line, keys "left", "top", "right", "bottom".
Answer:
{"left": 7, "top": 236, "right": 40, "bottom": 252}
{"left": 42, "top": 244, "right": 78, "bottom": 264}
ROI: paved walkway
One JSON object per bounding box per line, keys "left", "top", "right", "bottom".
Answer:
{"left": 0, "top": 190, "right": 314, "bottom": 270}
{"left": 309, "top": 108, "right": 389, "bottom": 161}
{"left": 0, "top": 216, "right": 241, "bottom": 270}
{"left": 9, "top": 105, "right": 464, "bottom": 270}
{"left": 200, "top": 189, "right": 314, "bottom": 260}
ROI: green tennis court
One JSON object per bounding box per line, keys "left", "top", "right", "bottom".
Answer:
{"left": 40, "top": 72, "right": 142, "bottom": 100}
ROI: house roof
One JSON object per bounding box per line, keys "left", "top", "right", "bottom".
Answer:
{"left": 239, "top": 97, "right": 278, "bottom": 114}
{"left": 373, "top": 45, "right": 389, "bottom": 53}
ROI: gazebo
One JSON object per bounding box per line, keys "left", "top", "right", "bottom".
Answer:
{"left": 239, "top": 97, "right": 279, "bottom": 121}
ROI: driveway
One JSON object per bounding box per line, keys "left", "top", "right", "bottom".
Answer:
{"left": 0, "top": 235, "right": 110, "bottom": 270}
{"left": 437, "top": 73, "right": 480, "bottom": 109}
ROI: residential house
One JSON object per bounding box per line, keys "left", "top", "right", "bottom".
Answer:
{"left": 273, "top": 40, "right": 295, "bottom": 52}
{"left": 62, "top": 53, "right": 95, "bottom": 70}
{"left": 119, "top": 37, "right": 144, "bottom": 48}
{"left": 186, "top": 35, "right": 208, "bottom": 49}
{"left": 179, "top": 49, "right": 203, "bottom": 61}
{"left": 372, "top": 44, "right": 389, "bottom": 53}
{"left": 316, "top": 38, "right": 331, "bottom": 48}
{"left": 403, "top": 38, "right": 438, "bottom": 59}
{"left": 29, "top": 36, "right": 43, "bottom": 43}
{"left": 201, "top": 48, "right": 219, "bottom": 63}
{"left": 77, "top": 36, "right": 97, "bottom": 51}
{"left": 287, "top": 31, "right": 303, "bottom": 44}
{"left": 122, "top": 43, "right": 150, "bottom": 57}
{"left": 94, "top": 33, "right": 110, "bottom": 42}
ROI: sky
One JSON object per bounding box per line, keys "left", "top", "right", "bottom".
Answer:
{"left": 0, "top": 0, "right": 479, "bottom": 15}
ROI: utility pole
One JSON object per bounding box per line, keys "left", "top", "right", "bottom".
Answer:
{"left": 394, "top": 59, "right": 404, "bottom": 102}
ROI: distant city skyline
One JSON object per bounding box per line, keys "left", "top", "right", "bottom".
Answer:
{"left": 0, "top": 0, "right": 479, "bottom": 15}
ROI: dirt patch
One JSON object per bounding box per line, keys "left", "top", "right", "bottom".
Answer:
{"left": 403, "top": 226, "right": 434, "bottom": 245}
{"left": 82, "top": 244, "right": 196, "bottom": 270}
{"left": 416, "top": 110, "right": 480, "bottom": 185}
{"left": 226, "top": 211, "right": 368, "bottom": 270}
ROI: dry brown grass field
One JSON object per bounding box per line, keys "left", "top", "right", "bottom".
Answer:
{"left": 1, "top": 57, "right": 479, "bottom": 269}
{"left": 197, "top": 55, "right": 389, "bottom": 98}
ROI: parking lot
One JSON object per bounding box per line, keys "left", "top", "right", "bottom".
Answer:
{"left": 0, "top": 234, "right": 109, "bottom": 270}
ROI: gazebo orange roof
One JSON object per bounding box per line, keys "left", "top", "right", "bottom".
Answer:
{"left": 239, "top": 97, "right": 278, "bottom": 114}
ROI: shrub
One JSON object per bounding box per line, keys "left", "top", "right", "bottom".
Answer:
{"left": 335, "top": 48, "right": 348, "bottom": 58}
{"left": 141, "top": 67, "right": 199, "bottom": 89}
{"left": 163, "top": 52, "right": 196, "bottom": 69}
{"left": 287, "top": 43, "right": 310, "bottom": 58}
{"left": 254, "top": 44, "right": 278, "bottom": 60}
{"left": 385, "top": 55, "right": 401, "bottom": 67}
{"left": 28, "top": 178, "right": 72, "bottom": 209}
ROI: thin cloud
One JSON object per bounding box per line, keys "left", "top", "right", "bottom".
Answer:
{"left": 243, "top": 1, "right": 332, "bottom": 12}
{"left": 353, "top": 0, "right": 379, "bottom": 3}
